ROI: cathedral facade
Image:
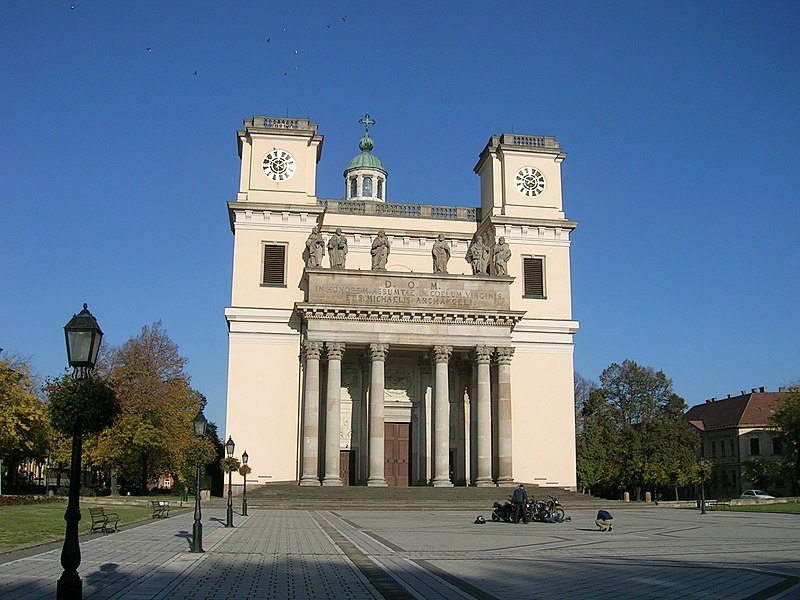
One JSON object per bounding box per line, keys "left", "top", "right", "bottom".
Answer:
{"left": 224, "top": 115, "right": 579, "bottom": 489}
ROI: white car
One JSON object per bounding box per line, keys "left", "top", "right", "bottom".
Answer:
{"left": 740, "top": 489, "right": 775, "bottom": 499}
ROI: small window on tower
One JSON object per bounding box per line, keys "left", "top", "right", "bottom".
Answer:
{"left": 350, "top": 177, "right": 357, "bottom": 198}
{"left": 363, "top": 176, "right": 373, "bottom": 197}
{"left": 522, "top": 256, "right": 546, "bottom": 298}
{"left": 377, "top": 178, "right": 383, "bottom": 200}
{"left": 262, "top": 243, "right": 287, "bottom": 287}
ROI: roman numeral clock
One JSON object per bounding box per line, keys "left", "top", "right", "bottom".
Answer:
{"left": 262, "top": 149, "right": 296, "bottom": 182}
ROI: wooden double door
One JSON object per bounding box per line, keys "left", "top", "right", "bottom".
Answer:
{"left": 384, "top": 422, "right": 410, "bottom": 487}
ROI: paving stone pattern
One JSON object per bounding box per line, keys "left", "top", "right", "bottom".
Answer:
{"left": 0, "top": 506, "right": 798, "bottom": 599}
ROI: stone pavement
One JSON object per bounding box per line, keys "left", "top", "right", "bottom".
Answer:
{"left": 1, "top": 506, "right": 799, "bottom": 599}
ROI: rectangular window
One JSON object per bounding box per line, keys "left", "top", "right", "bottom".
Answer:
{"left": 377, "top": 178, "right": 383, "bottom": 200}
{"left": 262, "top": 243, "right": 286, "bottom": 287}
{"left": 522, "top": 256, "right": 546, "bottom": 298}
{"left": 773, "top": 437, "right": 783, "bottom": 455}
{"left": 721, "top": 443, "right": 726, "bottom": 458}
{"left": 711, "top": 441, "right": 717, "bottom": 458}
{"left": 749, "top": 437, "right": 760, "bottom": 456}
{"left": 350, "top": 177, "right": 357, "bottom": 198}
{"left": 730, "top": 439, "right": 736, "bottom": 458}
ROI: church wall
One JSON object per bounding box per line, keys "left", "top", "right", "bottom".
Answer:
{"left": 225, "top": 333, "right": 302, "bottom": 484}
{"left": 510, "top": 347, "right": 577, "bottom": 489}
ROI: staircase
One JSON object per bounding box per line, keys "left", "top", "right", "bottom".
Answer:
{"left": 221, "top": 483, "right": 608, "bottom": 511}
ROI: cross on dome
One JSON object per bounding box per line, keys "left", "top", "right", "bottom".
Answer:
{"left": 359, "top": 113, "right": 375, "bottom": 135}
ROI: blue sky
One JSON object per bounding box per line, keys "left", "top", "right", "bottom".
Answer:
{"left": 2, "top": 1, "right": 799, "bottom": 432}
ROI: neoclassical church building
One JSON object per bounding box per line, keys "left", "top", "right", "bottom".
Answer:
{"left": 224, "top": 114, "right": 579, "bottom": 489}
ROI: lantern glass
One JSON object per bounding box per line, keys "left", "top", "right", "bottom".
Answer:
{"left": 242, "top": 451, "right": 249, "bottom": 465}
{"left": 64, "top": 304, "right": 103, "bottom": 369}
{"left": 193, "top": 411, "right": 207, "bottom": 437}
{"left": 225, "top": 436, "right": 235, "bottom": 457}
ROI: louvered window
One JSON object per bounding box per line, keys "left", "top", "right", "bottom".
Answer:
{"left": 262, "top": 244, "right": 286, "bottom": 287}
{"left": 522, "top": 256, "right": 545, "bottom": 298}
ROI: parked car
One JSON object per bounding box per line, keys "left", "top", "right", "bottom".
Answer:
{"left": 740, "top": 490, "right": 775, "bottom": 499}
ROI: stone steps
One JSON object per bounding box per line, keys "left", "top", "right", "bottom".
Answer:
{"left": 219, "top": 483, "right": 611, "bottom": 511}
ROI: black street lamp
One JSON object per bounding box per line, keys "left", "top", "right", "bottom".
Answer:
{"left": 700, "top": 457, "right": 707, "bottom": 515}
{"left": 58, "top": 304, "right": 103, "bottom": 600}
{"left": 225, "top": 436, "right": 235, "bottom": 527}
{"left": 241, "top": 451, "right": 248, "bottom": 516}
{"left": 191, "top": 410, "right": 207, "bottom": 553}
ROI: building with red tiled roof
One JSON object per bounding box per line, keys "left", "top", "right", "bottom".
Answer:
{"left": 685, "top": 388, "right": 791, "bottom": 498}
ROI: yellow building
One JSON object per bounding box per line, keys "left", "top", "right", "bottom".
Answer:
{"left": 224, "top": 115, "right": 579, "bottom": 489}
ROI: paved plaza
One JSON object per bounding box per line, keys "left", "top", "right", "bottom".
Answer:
{"left": 1, "top": 505, "right": 799, "bottom": 599}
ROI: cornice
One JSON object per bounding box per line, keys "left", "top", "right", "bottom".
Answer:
{"left": 295, "top": 303, "right": 525, "bottom": 328}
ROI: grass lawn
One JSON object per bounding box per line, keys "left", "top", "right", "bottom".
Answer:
{"left": 0, "top": 502, "right": 156, "bottom": 552}
{"left": 729, "top": 502, "right": 800, "bottom": 514}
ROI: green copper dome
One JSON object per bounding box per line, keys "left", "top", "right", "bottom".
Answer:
{"left": 344, "top": 115, "right": 387, "bottom": 174}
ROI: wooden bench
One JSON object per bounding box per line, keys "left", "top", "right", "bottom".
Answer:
{"left": 705, "top": 499, "right": 731, "bottom": 510}
{"left": 88, "top": 507, "right": 119, "bottom": 533}
{"left": 151, "top": 500, "right": 171, "bottom": 518}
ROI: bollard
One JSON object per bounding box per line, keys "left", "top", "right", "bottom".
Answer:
{"left": 624, "top": 491, "right": 630, "bottom": 502}
{"left": 645, "top": 491, "right": 651, "bottom": 502}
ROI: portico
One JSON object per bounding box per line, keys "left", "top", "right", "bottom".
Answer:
{"left": 295, "top": 270, "right": 522, "bottom": 486}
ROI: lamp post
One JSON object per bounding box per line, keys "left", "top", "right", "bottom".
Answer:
{"left": 241, "top": 451, "right": 248, "bottom": 516}
{"left": 700, "top": 457, "right": 707, "bottom": 515}
{"left": 191, "top": 410, "right": 207, "bottom": 553}
{"left": 58, "top": 304, "right": 103, "bottom": 600}
{"left": 225, "top": 436, "right": 235, "bottom": 527}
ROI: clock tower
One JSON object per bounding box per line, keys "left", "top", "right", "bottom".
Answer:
{"left": 474, "top": 133, "right": 567, "bottom": 221}
{"left": 236, "top": 116, "right": 324, "bottom": 205}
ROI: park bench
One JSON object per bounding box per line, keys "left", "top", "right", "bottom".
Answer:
{"left": 151, "top": 499, "right": 171, "bottom": 518}
{"left": 88, "top": 507, "right": 120, "bottom": 533}
{"left": 705, "top": 499, "right": 731, "bottom": 510}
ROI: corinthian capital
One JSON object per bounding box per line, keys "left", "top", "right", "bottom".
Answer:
{"left": 369, "top": 343, "right": 389, "bottom": 362}
{"left": 326, "top": 342, "right": 345, "bottom": 360}
{"left": 474, "top": 345, "right": 494, "bottom": 364}
{"left": 433, "top": 345, "right": 453, "bottom": 363}
{"left": 302, "top": 341, "right": 322, "bottom": 360}
{"left": 496, "top": 346, "right": 515, "bottom": 365}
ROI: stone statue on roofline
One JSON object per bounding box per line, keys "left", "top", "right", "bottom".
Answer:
{"left": 492, "top": 237, "right": 511, "bottom": 276}
{"left": 305, "top": 226, "right": 325, "bottom": 268}
{"left": 371, "top": 229, "right": 390, "bottom": 270}
{"left": 328, "top": 228, "right": 348, "bottom": 268}
{"left": 467, "top": 233, "right": 489, "bottom": 275}
{"left": 432, "top": 233, "right": 451, "bottom": 273}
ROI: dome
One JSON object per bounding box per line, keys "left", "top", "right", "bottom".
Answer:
{"left": 346, "top": 149, "right": 386, "bottom": 173}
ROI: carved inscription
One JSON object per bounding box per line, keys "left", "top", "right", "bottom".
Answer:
{"left": 313, "top": 280, "right": 504, "bottom": 309}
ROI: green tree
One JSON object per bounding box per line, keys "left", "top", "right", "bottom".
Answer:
{"left": 592, "top": 360, "right": 698, "bottom": 500}
{"left": 0, "top": 353, "right": 51, "bottom": 487}
{"left": 97, "top": 322, "right": 208, "bottom": 492}
{"left": 769, "top": 386, "right": 800, "bottom": 494}
{"left": 743, "top": 458, "right": 782, "bottom": 492}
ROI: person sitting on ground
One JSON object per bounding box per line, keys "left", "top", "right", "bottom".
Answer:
{"left": 512, "top": 484, "right": 529, "bottom": 524}
{"left": 596, "top": 509, "right": 614, "bottom": 531}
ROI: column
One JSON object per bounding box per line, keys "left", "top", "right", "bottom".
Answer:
{"left": 496, "top": 347, "right": 515, "bottom": 485}
{"left": 474, "top": 345, "right": 494, "bottom": 487}
{"left": 432, "top": 345, "right": 453, "bottom": 487}
{"left": 367, "top": 343, "right": 389, "bottom": 487}
{"left": 299, "top": 341, "right": 322, "bottom": 486}
{"left": 322, "top": 342, "right": 344, "bottom": 486}
{"left": 416, "top": 356, "right": 432, "bottom": 485}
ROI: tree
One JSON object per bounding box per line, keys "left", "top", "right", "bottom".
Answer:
{"left": 0, "top": 352, "right": 52, "bottom": 488}
{"left": 769, "top": 386, "right": 800, "bottom": 494}
{"left": 743, "top": 459, "right": 782, "bottom": 492}
{"left": 587, "top": 360, "right": 699, "bottom": 500}
{"left": 96, "top": 322, "right": 208, "bottom": 493}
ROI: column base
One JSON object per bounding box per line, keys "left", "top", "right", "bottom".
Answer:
{"left": 321, "top": 478, "right": 343, "bottom": 486}
{"left": 299, "top": 477, "right": 321, "bottom": 487}
{"left": 475, "top": 478, "right": 496, "bottom": 487}
{"left": 367, "top": 479, "right": 388, "bottom": 487}
{"left": 496, "top": 478, "right": 515, "bottom": 487}
{"left": 432, "top": 479, "right": 453, "bottom": 488}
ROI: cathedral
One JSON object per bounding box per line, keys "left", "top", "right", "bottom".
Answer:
{"left": 224, "top": 114, "right": 579, "bottom": 489}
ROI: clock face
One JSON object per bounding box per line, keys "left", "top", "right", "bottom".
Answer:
{"left": 515, "top": 166, "right": 546, "bottom": 197}
{"left": 262, "top": 149, "right": 296, "bottom": 182}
